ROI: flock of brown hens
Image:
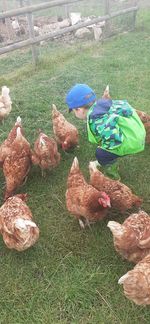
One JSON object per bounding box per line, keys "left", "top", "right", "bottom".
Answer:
{"left": 0, "top": 85, "right": 150, "bottom": 306}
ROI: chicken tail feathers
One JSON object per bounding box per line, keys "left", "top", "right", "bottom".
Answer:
{"left": 102, "top": 84, "right": 110, "bottom": 99}
{"left": 89, "top": 160, "right": 100, "bottom": 174}
{"left": 52, "top": 103, "right": 58, "bottom": 114}
{"left": 15, "top": 193, "right": 29, "bottom": 201}
{"left": 107, "top": 221, "right": 124, "bottom": 237}
{"left": 2, "top": 86, "right": 10, "bottom": 97}
{"left": 52, "top": 103, "right": 57, "bottom": 111}
{"left": 15, "top": 116, "right": 22, "bottom": 125}
{"left": 118, "top": 273, "right": 129, "bottom": 285}
{"left": 70, "top": 157, "right": 79, "bottom": 172}
{"left": 1, "top": 86, "right": 12, "bottom": 106}
{"left": 52, "top": 104, "right": 60, "bottom": 118}
{"left": 16, "top": 127, "right": 22, "bottom": 139}
{"left": 15, "top": 218, "right": 37, "bottom": 230}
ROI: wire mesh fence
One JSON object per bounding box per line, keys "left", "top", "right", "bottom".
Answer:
{"left": 0, "top": 0, "right": 147, "bottom": 64}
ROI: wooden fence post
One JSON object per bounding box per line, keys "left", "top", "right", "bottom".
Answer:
{"left": 105, "top": 0, "right": 110, "bottom": 15}
{"left": 15, "top": 0, "right": 24, "bottom": 8}
{"left": 26, "top": 0, "right": 38, "bottom": 64}
{"left": 65, "top": 4, "right": 70, "bottom": 18}
{"left": 104, "top": 0, "right": 110, "bottom": 36}
{"left": 19, "top": 0, "right": 24, "bottom": 6}
{"left": 132, "top": 0, "right": 138, "bottom": 30}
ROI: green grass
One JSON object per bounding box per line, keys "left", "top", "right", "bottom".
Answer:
{"left": 0, "top": 9, "right": 150, "bottom": 324}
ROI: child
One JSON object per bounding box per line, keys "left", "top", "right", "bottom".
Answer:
{"left": 66, "top": 84, "right": 146, "bottom": 180}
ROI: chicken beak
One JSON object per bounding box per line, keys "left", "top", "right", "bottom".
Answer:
{"left": 107, "top": 200, "right": 111, "bottom": 208}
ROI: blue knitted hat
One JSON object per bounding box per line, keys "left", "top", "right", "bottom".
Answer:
{"left": 66, "top": 84, "right": 96, "bottom": 110}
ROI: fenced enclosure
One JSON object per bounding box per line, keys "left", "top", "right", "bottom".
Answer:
{"left": 0, "top": 2, "right": 150, "bottom": 323}
{"left": 0, "top": 0, "right": 139, "bottom": 64}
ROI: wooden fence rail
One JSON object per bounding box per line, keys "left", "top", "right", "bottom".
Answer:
{"left": 0, "top": 1, "right": 138, "bottom": 64}
{"left": 0, "top": 0, "right": 83, "bottom": 19}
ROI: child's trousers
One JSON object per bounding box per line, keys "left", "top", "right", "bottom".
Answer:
{"left": 95, "top": 147, "right": 119, "bottom": 166}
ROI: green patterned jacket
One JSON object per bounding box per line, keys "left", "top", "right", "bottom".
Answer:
{"left": 87, "top": 99, "right": 146, "bottom": 156}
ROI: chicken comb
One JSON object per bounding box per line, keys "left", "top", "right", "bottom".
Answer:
{"left": 101, "top": 191, "right": 109, "bottom": 198}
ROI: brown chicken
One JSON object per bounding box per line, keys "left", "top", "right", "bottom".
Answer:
{"left": 31, "top": 130, "right": 61, "bottom": 176}
{"left": 0, "top": 86, "right": 12, "bottom": 122}
{"left": 89, "top": 161, "right": 142, "bottom": 213}
{"left": 107, "top": 210, "right": 150, "bottom": 263}
{"left": 0, "top": 116, "right": 23, "bottom": 167}
{"left": 144, "top": 121, "right": 150, "bottom": 144}
{"left": 118, "top": 254, "right": 150, "bottom": 305}
{"left": 136, "top": 109, "right": 150, "bottom": 143}
{"left": 3, "top": 127, "right": 31, "bottom": 200}
{"left": 136, "top": 109, "right": 150, "bottom": 123}
{"left": 0, "top": 194, "right": 39, "bottom": 251}
{"left": 66, "top": 157, "right": 111, "bottom": 228}
{"left": 52, "top": 104, "right": 79, "bottom": 150}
